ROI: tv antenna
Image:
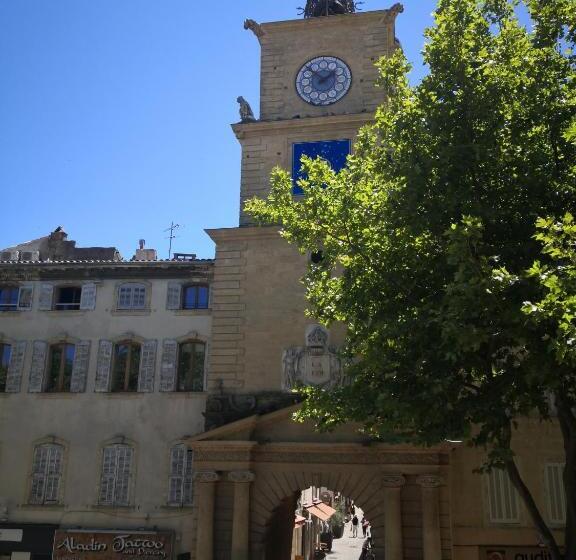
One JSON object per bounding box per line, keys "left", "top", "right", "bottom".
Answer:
{"left": 164, "top": 222, "right": 182, "bottom": 259}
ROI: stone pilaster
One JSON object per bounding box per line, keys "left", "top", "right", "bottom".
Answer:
{"left": 194, "top": 471, "right": 220, "bottom": 560}
{"left": 228, "top": 471, "right": 255, "bottom": 560}
{"left": 382, "top": 474, "right": 406, "bottom": 560}
{"left": 417, "top": 475, "right": 443, "bottom": 560}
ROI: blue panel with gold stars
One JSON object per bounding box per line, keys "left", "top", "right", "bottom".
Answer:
{"left": 292, "top": 139, "right": 351, "bottom": 195}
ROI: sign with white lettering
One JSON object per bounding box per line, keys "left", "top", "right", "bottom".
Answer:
{"left": 53, "top": 531, "right": 173, "bottom": 560}
{"left": 483, "top": 547, "right": 556, "bottom": 560}
{"left": 0, "top": 528, "right": 23, "bottom": 542}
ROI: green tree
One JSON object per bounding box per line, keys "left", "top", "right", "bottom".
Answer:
{"left": 246, "top": 0, "right": 576, "bottom": 556}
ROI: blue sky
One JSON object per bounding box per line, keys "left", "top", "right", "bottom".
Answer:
{"left": 0, "top": 1, "right": 434, "bottom": 260}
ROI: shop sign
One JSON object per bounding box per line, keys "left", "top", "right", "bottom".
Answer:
{"left": 484, "top": 547, "right": 555, "bottom": 560}
{"left": 53, "top": 531, "right": 173, "bottom": 560}
{"left": 0, "top": 528, "right": 23, "bottom": 542}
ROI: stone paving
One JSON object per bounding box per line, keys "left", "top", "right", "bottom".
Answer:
{"left": 325, "top": 509, "right": 370, "bottom": 560}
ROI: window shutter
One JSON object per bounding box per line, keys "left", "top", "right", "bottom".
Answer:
{"left": 80, "top": 283, "right": 97, "bottom": 311}
{"left": 160, "top": 339, "right": 178, "bottom": 392}
{"left": 168, "top": 445, "right": 185, "bottom": 505}
{"left": 138, "top": 340, "right": 157, "bottom": 393}
{"left": 30, "top": 445, "right": 49, "bottom": 504}
{"left": 5, "top": 341, "right": 26, "bottom": 393}
{"left": 115, "top": 446, "right": 133, "bottom": 505}
{"left": 183, "top": 447, "right": 194, "bottom": 505}
{"left": 9, "top": 251, "right": 20, "bottom": 262}
{"left": 70, "top": 341, "right": 91, "bottom": 393}
{"left": 166, "top": 283, "right": 182, "bottom": 310}
{"left": 95, "top": 340, "right": 113, "bottom": 393}
{"left": 28, "top": 341, "right": 47, "bottom": 393}
{"left": 17, "top": 285, "right": 34, "bottom": 310}
{"left": 545, "top": 463, "right": 566, "bottom": 524}
{"left": 99, "top": 446, "right": 118, "bottom": 505}
{"left": 30, "top": 250, "right": 40, "bottom": 262}
{"left": 488, "top": 468, "right": 519, "bottom": 523}
{"left": 44, "top": 445, "right": 63, "bottom": 504}
{"left": 38, "top": 284, "right": 54, "bottom": 311}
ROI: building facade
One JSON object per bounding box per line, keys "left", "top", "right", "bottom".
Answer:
{"left": 0, "top": 3, "right": 568, "bottom": 560}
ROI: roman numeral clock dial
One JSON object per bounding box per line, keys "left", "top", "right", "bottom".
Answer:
{"left": 295, "top": 56, "right": 352, "bottom": 106}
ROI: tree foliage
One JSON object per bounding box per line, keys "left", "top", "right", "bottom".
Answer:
{"left": 246, "top": 0, "right": 576, "bottom": 555}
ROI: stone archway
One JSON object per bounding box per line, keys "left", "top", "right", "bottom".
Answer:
{"left": 187, "top": 405, "right": 452, "bottom": 560}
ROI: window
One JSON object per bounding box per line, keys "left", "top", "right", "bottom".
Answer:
{"left": 55, "top": 286, "right": 82, "bottom": 311}
{"left": 177, "top": 341, "right": 206, "bottom": 392}
{"left": 0, "top": 287, "right": 19, "bottom": 311}
{"left": 487, "top": 468, "right": 520, "bottom": 523}
{"left": 99, "top": 444, "right": 133, "bottom": 506}
{"left": 117, "top": 283, "right": 147, "bottom": 310}
{"left": 111, "top": 342, "right": 141, "bottom": 392}
{"left": 168, "top": 445, "right": 194, "bottom": 506}
{"left": 46, "top": 344, "right": 75, "bottom": 392}
{"left": 545, "top": 463, "right": 566, "bottom": 525}
{"left": 182, "top": 285, "right": 209, "bottom": 310}
{"left": 29, "top": 444, "right": 64, "bottom": 505}
{"left": 0, "top": 343, "right": 11, "bottom": 392}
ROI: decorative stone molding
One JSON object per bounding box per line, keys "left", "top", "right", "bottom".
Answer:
{"left": 382, "top": 2, "right": 404, "bottom": 23}
{"left": 194, "top": 471, "right": 220, "bottom": 483}
{"left": 382, "top": 474, "right": 406, "bottom": 488}
{"left": 244, "top": 19, "right": 264, "bottom": 42}
{"left": 416, "top": 475, "right": 443, "bottom": 488}
{"left": 228, "top": 471, "right": 256, "bottom": 484}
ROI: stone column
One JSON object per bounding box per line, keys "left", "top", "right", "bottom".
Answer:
{"left": 382, "top": 474, "right": 406, "bottom": 560}
{"left": 194, "top": 471, "right": 220, "bottom": 560}
{"left": 417, "top": 475, "right": 443, "bottom": 560}
{"left": 228, "top": 470, "right": 255, "bottom": 560}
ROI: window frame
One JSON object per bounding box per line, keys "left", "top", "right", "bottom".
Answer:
{"left": 176, "top": 340, "right": 206, "bottom": 392}
{"left": 98, "top": 443, "right": 134, "bottom": 507}
{"left": 45, "top": 343, "right": 76, "bottom": 393}
{"left": 486, "top": 468, "right": 521, "bottom": 524}
{"left": 0, "top": 286, "right": 20, "bottom": 312}
{"left": 181, "top": 284, "right": 210, "bottom": 310}
{"left": 29, "top": 442, "right": 64, "bottom": 506}
{"left": 54, "top": 285, "right": 82, "bottom": 311}
{"left": 0, "top": 342, "right": 12, "bottom": 392}
{"left": 116, "top": 282, "right": 148, "bottom": 311}
{"left": 111, "top": 340, "right": 142, "bottom": 393}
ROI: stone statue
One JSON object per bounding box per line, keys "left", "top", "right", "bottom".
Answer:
{"left": 244, "top": 18, "right": 265, "bottom": 41}
{"left": 237, "top": 96, "right": 256, "bottom": 123}
{"left": 282, "top": 324, "right": 344, "bottom": 391}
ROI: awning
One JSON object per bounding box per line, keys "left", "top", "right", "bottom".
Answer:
{"left": 304, "top": 501, "right": 337, "bottom": 522}
{"left": 294, "top": 515, "right": 307, "bottom": 528}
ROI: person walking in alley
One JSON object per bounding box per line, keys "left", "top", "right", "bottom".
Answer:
{"left": 359, "top": 537, "right": 373, "bottom": 560}
{"left": 351, "top": 513, "right": 359, "bottom": 537}
{"left": 362, "top": 516, "right": 369, "bottom": 538}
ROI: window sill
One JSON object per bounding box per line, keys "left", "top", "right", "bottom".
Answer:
{"left": 102, "top": 392, "right": 144, "bottom": 398}
{"left": 163, "top": 391, "right": 207, "bottom": 398}
{"left": 19, "top": 503, "right": 65, "bottom": 510}
{"left": 35, "top": 392, "right": 76, "bottom": 399}
{"left": 43, "top": 310, "right": 87, "bottom": 316}
{"left": 0, "top": 311, "right": 24, "bottom": 316}
{"left": 91, "top": 504, "right": 136, "bottom": 511}
{"left": 173, "top": 309, "right": 212, "bottom": 316}
{"left": 111, "top": 309, "right": 152, "bottom": 316}
{"left": 160, "top": 505, "right": 195, "bottom": 511}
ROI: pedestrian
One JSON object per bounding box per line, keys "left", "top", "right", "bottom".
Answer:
{"left": 351, "top": 513, "right": 359, "bottom": 537}
{"left": 362, "top": 516, "right": 369, "bottom": 537}
{"left": 358, "top": 537, "right": 373, "bottom": 560}
{"left": 350, "top": 503, "right": 356, "bottom": 516}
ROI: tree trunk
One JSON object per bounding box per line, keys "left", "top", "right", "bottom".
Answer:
{"left": 556, "top": 394, "right": 576, "bottom": 560}
{"left": 504, "top": 459, "right": 562, "bottom": 560}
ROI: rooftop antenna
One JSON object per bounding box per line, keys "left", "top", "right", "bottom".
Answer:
{"left": 164, "top": 222, "right": 181, "bottom": 259}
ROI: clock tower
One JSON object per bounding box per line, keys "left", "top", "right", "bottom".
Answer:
{"left": 206, "top": 2, "right": 403, "bottom": 401}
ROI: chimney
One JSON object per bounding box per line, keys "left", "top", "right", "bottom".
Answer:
{"left": 133, "top": 239, "right": 157, "bottom": 261}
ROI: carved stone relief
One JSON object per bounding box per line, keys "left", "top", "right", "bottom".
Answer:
{"left": 282, "top": 324, "right": 344, "bottom": 391}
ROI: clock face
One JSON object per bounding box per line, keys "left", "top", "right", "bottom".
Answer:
{"left": 295, "top": 56, "right": 352, "bottom": 106}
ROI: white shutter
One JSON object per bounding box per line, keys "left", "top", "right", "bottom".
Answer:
{"left": 44, "top": 445, "right": 63, "bottom": 503}
{"left": 166, "top": 282, "right": 182, "bottom": 310}
{"left": 94, "top": 340, "right": 113, "bottom": 392}
{"left": 5, "top": 341, "right": 26, "bottom": 393}
{"left": 38, "top": 284, "right": 54, "bottom": 310}
{"left": 29, "top": 445, "right": 49, "bottom": 504}
{"left": 29, "top": 250, "right": 40, "bottom": 262}
{"left": 99, "top": 446, "right": 118, "bottom": 505}
{"left": 70, "top": 341, "right": 91, "bottom": 393}
{"left": 168, "top": 445, "right": 185, "bottom": 505}
{"left": 114, "top": 446, "right": 133, "bottom": 506}
{"left": 183, "top": 447, "right": 194, "bottom": 505}
{"left": 17, "top": 285, "right": 34, "bottom": 310}
{"left": 160, "top": 339, "right": 178, "bottom": 392}
{"left": 138, "top": 340, "right": 157, "bottom": 393}
{"left": 488, "top": 468, "right": 519, "bottom": 523}
{"left": 80, "top": 283, "right": 97, "bottom": 310}
{"left": 9, "top": 251, "right": 20, "bottom": 262}
{"left": 28, "top": 341, "right": 47, "bottom": 393}
{"left": 545, "top": 463, "right": 566, "bottom": 524}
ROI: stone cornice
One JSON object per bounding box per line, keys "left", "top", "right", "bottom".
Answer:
{"left": 232, "top": 113, "right": 374, "bottom": 139}
{"left": 206, "top": 226, "right": 283, "bottom": 244}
